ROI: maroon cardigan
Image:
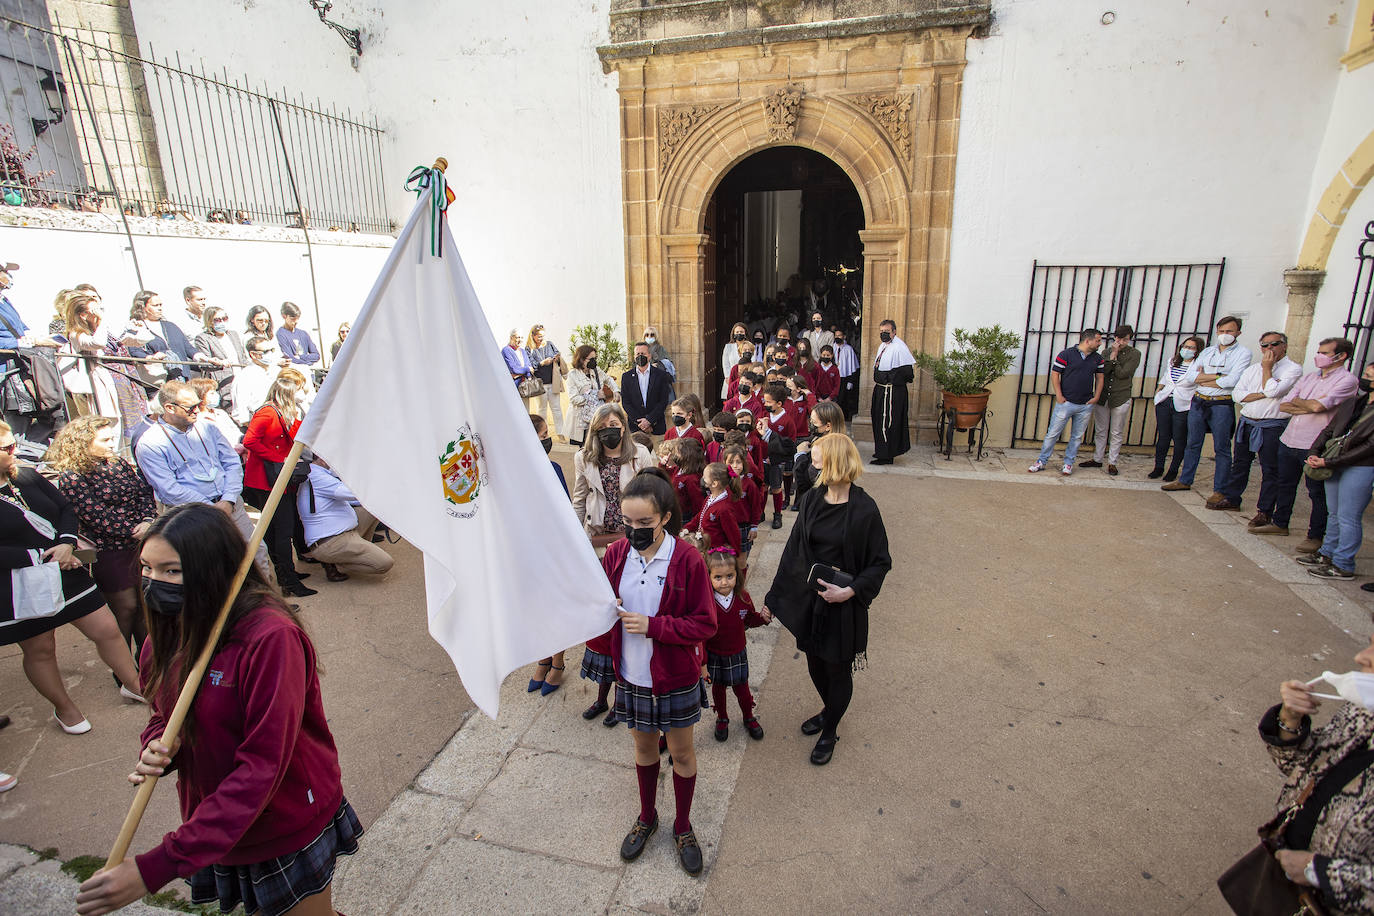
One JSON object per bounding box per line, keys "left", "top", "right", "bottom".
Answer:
{"left": 601, "top": 535, "right": 717, "bottom": 694}
{"left": 705, "top": 591, "right": 767, "bottom": 656}
{"left": 134, "top": 606, "right": 343, "bottom": 893}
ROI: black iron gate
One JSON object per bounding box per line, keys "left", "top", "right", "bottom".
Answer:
{"left": 1342, "top": 222, "right": 1374, "bottom": 367}
{"left": 1013, "top": 260, "right": 1226, "bottom": 449}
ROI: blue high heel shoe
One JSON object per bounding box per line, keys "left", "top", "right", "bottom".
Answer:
{"left": 540, "top": 664, "right": 565, "bottom": 696}
{"left": 528, "top": 658, "right": 553, "bottom": 693}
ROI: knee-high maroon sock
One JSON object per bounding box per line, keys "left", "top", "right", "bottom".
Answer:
{"left": 673, "top": 771, "right": 696, "bottom": 834}
{"left": 772, "top": 490, "right": 784, "bottom": 512}
{"left": 711, "top": 682, "right": 729, "bottom": 720}
{"left": 636, "top": 761, "right": 660, "bottom": 824}
{"left": 733, "top": 682, "right": 756, "bottom": 720}
{"left": 597, "top": 680, "right": 611, "bottom": 705}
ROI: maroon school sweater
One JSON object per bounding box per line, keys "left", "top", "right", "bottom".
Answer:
{"left": 602, "top": 535, "right": 718, "bottom": 693}
{"left": 134, "top": 606, "right": 343, "bottom": 893}
{"left": 705, "top": 591, "right": 768, "bottom": 656}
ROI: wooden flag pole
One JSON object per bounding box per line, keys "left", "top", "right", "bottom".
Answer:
{"left": 103, "top": 438, "right": 309, "bottom": 870}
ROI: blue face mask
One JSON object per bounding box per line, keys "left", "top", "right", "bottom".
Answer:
{"left": 142, "top": 576, "right": 184, "bottom": 617}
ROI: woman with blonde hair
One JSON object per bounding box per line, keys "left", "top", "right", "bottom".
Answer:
{"left": 721, "top": 321, "right": 752, "bottom": 398}
{"left": 763, "top": 433, "right": 891, "bottom": 766}
{"left": 242, "top": 373, "right": 315, "bottom": 598}
{"left": 524, "top": 323, "right": 565, "bottom": 437}
{"left": 47, "top": 415, "right": 157, "bottom": 661}
{"left": 60, "top": 290, "right": 122, "bottom": 442}
{"left": 193, "top": 306, "right": 246, "bottom": 411}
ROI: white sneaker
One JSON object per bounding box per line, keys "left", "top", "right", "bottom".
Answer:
{"left": 1061, "top": 463, "right": 1074, "bottom": 476}
{"left": 1028, "top": 461, "right": 1045, "bottom": 473}
{"left": 0, "top": 772, "right": 15, "bottom": 792}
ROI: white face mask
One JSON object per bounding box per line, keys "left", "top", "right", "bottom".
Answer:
{"left": 1179, "top": 348, "right": 1196, "bottom": 360}
{"left": 1308, "top": 671, "right": 1374, "bottom": 709}
{"left": 204, "top": 391, "right": 221, "bottom": 409}
{"left": 1218, "top": 333, "right": 1236, "bottom": 346}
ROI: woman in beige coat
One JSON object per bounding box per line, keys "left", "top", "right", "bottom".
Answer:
{"left": 571, "top": 403, "right": 654, "bottom": 538}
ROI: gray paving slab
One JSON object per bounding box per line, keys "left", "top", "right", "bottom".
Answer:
{"left": 0, "top": 850, "right": 181, "bottom": 915}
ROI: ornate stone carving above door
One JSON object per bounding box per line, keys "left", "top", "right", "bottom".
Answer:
{"left": 763, "top": 84, "right": 805, "bottom": 142}
{"left": 851, "top": 92, "right": 916, "bottom": 174}
{"left": 657, "top": 104, "right": 722, "bottom": 182}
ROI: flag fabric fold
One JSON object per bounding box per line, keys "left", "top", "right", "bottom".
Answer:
{"left": 296, "top": 188, "right": 619, "bottom": 718}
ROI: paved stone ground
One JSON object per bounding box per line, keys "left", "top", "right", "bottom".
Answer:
{"left": 4, "top": 435, "right": 1374, "bottom": 913}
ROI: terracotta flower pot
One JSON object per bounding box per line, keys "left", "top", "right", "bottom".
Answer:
{"left": 942, "top": 390, "right": 990, "bottom": 430}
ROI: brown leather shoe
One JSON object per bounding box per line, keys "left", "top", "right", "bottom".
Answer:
{"left": 1206, "top": 499, "right": 1241, "bottom": 511}
{"left": 1250, "top": 524, "right": 1289, "bottom": 535}
{"left": 1248, "top": 512, "right": 1271, "bottom": 528}
{"left": 1107, "top": 464, "right": 1118, "bottom": 476}
{"left": 1161, "top": 482, "right": 1191, "bottom": 491}
{"left": 1204, "top": 492, "right": 1226, "bottom": 506}
{"left": 1296, "top": 538, "right": 1323, "bottom": 554}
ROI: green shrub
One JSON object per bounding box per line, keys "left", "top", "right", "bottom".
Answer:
{"left": 914, "top": 325, "right": 1020, "bottom": 395}
{"left": 568, "top": 322, "right": 628, "bottom": 374}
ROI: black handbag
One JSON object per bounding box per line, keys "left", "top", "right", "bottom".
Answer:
{"left": 806, "top": 563, "right": 853, "bottom": 593}
{"left": 1216, "top": 743, "right": 1374, "bottom": 915}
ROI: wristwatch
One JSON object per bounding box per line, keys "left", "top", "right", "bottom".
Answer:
{"left": 1305, "top": 859, "right": 1319, "bottom": 886}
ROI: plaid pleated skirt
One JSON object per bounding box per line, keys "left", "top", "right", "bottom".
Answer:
{"left": 707, "top": 650, "right": 749, "bottom": 686}
{"left": 614, "top": 680, "right": 701, "bottom": 734}
{"left": 580, "top": 648, "right": 616, "bottom": 684}
{"left": 737, "top": 523, "right": 753, "bottom": 554}
{"left": 188, "top": 799, "right": 362, "bottom": 916}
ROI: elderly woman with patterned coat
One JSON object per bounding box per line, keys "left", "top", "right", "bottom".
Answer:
{"left": 1258, "top": 637, "right": 1374, "bottom": 913}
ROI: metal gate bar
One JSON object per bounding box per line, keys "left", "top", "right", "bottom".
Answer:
{"left": 1013, "top": 259, "right": 1226, "bottom": 450}
{"left": 1343, "top": 222, "right": 1374, "bottom": 367}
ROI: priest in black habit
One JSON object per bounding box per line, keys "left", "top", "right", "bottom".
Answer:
{"left": 870, "top": 319, "right": 915, "bottom": 465}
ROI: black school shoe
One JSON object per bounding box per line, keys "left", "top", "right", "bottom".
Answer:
{"left": 620, "top": 813, "right": 658, "bottom": 861}
{"left": 674, "top": 828, "right": 704, "bottom": 875}
{"left": 800, "top": 712, "right": 825, "bottom": 736}
{"left": 743, "top": 717, "right": 764, "bottom": 740}
{"left": 714, "top": 719, "right": 729, "bottom": 741}
{"left": 582, "top": 700, "right": 609, "bottom": 720}
{"left": 771, "top": 512, "right": 782, "bottom": 529}
{"left": 810, "top": 734, "right": 838, "bottom": 765}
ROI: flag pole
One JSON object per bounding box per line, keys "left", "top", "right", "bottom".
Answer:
{"left": 103, "top": 439, "right": 309, "bottom": 870}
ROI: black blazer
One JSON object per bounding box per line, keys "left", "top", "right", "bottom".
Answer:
{"left": 621, "top": 365, "right": 673, "bottom": 435}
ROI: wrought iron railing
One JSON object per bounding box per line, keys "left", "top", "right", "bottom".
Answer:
{"left": 1343, "top": 222, "right": 1374, "bottom": 367}
{"left": 0, "top": 14, "right": 391, "bottom": 234}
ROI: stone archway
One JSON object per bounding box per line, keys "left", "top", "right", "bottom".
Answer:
{"left": 600, "top": 16, "right": 986, "bottom": 434}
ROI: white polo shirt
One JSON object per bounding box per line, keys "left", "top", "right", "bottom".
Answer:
{"left": 617, "top": 535, "right": 676, "bottom": 688}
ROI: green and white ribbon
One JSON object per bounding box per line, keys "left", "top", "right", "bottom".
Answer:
{"left": 405, "top": 164, "right": 449, "bottom": 257}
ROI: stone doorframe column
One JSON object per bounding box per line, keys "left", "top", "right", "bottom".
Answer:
{"left": 602, "top": 26, "right": 980, "bottom": 430}
{"left": 1282, "top": 269, "right": 1327, "bottom": 363}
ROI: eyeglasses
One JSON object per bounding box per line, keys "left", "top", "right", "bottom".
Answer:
{"left": 1259, "top": 341, "right": 1285, "bottom": 349}
{"left": 0, "top": 443, "right": 16, "bottom": 454}
{"left": 170, "top": 403, "right": 201, "bottom": 415}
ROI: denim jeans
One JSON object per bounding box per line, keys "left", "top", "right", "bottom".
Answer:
{"left": 1036, "top": 400, "right": 1093, "bottom": 465}
{"left": 1319, "top": 464, "right": 1374, "bottom": 572}
{"left": 1272, "top": 443, "right": 1329, "bottom": 537}
{"left": 1179, "top": 398, "right": 1235, "bottom": 490}
{"left": 1153, "top": 400, "right": 1189, "bottom": 473}
{"left": 1221, "top": 422, "right": 1284, "bottom": 510}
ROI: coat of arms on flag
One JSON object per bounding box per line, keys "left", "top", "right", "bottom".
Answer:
{"left": 440, "top": 423, "right": 485, "bottom": 518}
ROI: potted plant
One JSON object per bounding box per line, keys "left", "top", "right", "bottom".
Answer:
{"left": 914, "top": 324, "right": 1020, "bottom": 430}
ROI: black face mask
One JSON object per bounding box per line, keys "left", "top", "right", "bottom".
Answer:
{"left": 672, "top": 414, "right": 687, "bottom": 427}
{"left": 596, "top": 427, "right": 623, "bottom": 449}
{"left": 835, "top": 339, "right": 845, "bottom": 347}
{"left": 739, "top": 385, "right": 751, "bottom": 396}
{"left": 541, "top": 437, "right": 554, "bottom": 454}
{"left": 733, "top": 333, "right": 745, "bottom": 341}
{"left": 1362, "top": 378, "right": 1374, "bottom": 394}
{"left": 142, "top": 576, "right": 184, "bottom": 617}
{"left": 586, "top": 357, "right": 597, "bottom": 370}
{"left": 624, "top": 524, "right": 656, "bottom": 552}
{"left": 880, "top": 331, "right": 893, "bottom": 343}
{"left": 713, "top": 430, "right": 726, "bottom": 443}
{"left": 777, "top": 340, "right": 790, "bottom": 347}
{"left": 809, "top": 423, "right": 822, "bottom": 438}
{"left": 753, "top": 337, "right": 765, "bottom": 347}
{"left": 813, "top": 319, "right": 822, "bottom": 327}
{"left": 774, "top": 357, "right": 787, "bottom": 366}
{"left": 820, "top": 358, "right": 832, "bottom": 365}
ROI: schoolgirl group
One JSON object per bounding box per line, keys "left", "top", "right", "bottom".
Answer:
{"left": 75, "top": 353, "right": 865, "bottom": 915}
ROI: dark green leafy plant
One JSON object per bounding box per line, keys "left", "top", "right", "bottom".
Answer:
{"left": 914, "top": 325, "right": 1020, "bottom": 395}
{"left": 569, "top": 322, "right": 627, "bottom": 374}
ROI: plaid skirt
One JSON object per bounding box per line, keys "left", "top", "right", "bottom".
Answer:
{"left": 707, "top": 650, "right": 749, "bottom": 686}
{"left": 580, "top": 648, "right": 616, "bottom": 684}
{"left": 189, "top": 799, "right": 362, "bottom": 916}
{"left": 737, "top": 523, "right": 753, "bottom": 554}
{"left": 614, "top": 680, "right": 701, "bottom": 734}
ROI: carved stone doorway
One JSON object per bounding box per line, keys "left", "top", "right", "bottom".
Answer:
{"left": 599, "top": 16, "right": 986, "bottom": 433}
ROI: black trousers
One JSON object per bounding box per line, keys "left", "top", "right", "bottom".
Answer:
{"left": 1152, "top": 399, "right": 1188, "bottom": 474}
{"left": 243, "top": 485, "right": 302, "bottom": 588}
{"left": 838, "top": 374, "right": 860, "bottom": 420}
{"left": 806, "top": 652, "right": 853, "bottom": 738}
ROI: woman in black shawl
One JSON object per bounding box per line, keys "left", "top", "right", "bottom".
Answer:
{"left": 763, "top": 433, "right": 890, "bottom": 765}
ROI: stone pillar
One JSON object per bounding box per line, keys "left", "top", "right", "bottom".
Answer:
{"left": 662, "top": 233, "right": 709, "bottom": 400}
{"left": 1283, "top": 268, "right": 1327, "bottom": 363}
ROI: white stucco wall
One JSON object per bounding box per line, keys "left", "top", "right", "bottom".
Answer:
{"left": 128, "top": 0, "right": 627, "bottom": 355}
{"left": 947, "top": 0, "right": 1350, "bottom": 362}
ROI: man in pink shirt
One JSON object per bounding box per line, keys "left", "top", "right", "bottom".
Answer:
{"left": 1263, "top": 337, "right": 1359, "bottom": 548}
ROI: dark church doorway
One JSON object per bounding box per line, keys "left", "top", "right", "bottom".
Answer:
{"left": 703, "top": 146, "right": 865, "bottom": 407}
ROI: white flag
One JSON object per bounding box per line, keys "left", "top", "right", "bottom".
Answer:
{"left": 296, "top": 188, "right": 618, "bottom": 718}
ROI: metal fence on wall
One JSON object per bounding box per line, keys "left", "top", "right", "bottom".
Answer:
{"left": 1013, "top": 260, "right": 1227, "bottom": 449}
{"left": 0, "top": 14, "right": 391, "bottom": 233}
{"left": 1343, "top": 221, "right": 1374, "bottom": 367}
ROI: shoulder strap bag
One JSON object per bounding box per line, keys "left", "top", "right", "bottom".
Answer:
{"left": 260, "top": 409, "right": 312, "bottom": 487}
{"left": 1306, "top": 400, "right": 1374, "bottom": 481}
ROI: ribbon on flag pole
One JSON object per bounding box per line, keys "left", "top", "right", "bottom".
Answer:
{"left": 404, "top": 158, "right": 455, "bottom": 257}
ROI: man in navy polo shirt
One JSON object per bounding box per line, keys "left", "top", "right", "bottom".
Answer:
{"left": 1029, "top": 328, "right": 1104, "bottom": 476}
